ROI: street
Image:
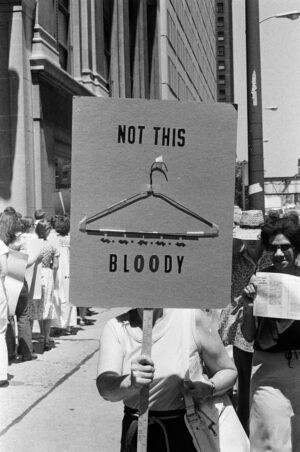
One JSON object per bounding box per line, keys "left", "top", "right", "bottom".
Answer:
{"left": 0, "top": 308, "right": 129, "bottom": 452}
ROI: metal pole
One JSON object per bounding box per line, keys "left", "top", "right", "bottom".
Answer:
{"left": 242, "top": 161, "right": 246, "bottom": 210}
{"left": 245, "top": 0, "right": 265, "bottom": 212}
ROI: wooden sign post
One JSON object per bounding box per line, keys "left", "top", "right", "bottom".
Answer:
{"left": 137, "top": 309, "right": 154, "bottom": 452}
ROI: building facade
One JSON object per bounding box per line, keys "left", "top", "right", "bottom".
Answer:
{"left": 160, "top": 0, "right": 216, "bottom": 101}
{"left": 215, "top": 0, "right": 234, "bottom": 102}
{"left": 0, "top": 0, "right": 217, "bottom": 216}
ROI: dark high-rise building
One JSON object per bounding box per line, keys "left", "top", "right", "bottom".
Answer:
{"left": 215, "top": 0, "right": 234, "bottom": 102}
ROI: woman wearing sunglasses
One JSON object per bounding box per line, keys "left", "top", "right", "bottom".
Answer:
{"left": 242, "top": 217, "right": 300, "bottom": 452}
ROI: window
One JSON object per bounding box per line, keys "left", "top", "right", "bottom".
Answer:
{"left": 218, "top": 32, "right": 224, "bottom": 41}
{"left": 218, "top": 61, "right": 225, "bottom": 70}
{"left": 219, "top": 88, "right": 226, "bottom": 99}
{"left": 57, "top": 0, "right": 70, "bottom": 71}
{"left": 218, "top": 75, "right": 225, "bottom": 84}
{"left": 218, "top": 46, "right": 225, "bottom": 56}
{"left": 217, "top": 17, "right": 224, "bottom": 27}
{"left": 55, "top": 157, "right": 71, "bottom": 189}
{"left": 217, "top": 3, "right": 224, "bottom": 13}
{"left": 103, "top": 0, "right": 114, "bottom": 86}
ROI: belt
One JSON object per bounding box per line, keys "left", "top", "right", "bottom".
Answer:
{"left": 124, "top": 405, "right": 186, "bottom": 419}
{"left": 256, "top": 348, "right": 300, "bottom": 368}
{"left": 124, "top": 406, "right": 186, "bottom": 452}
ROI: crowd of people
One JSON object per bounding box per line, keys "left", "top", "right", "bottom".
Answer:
{"left": 0, "top": 207, "right": 94, "bottom": 389}
{"left": 1, "top": 204, "right": 300, "bottom": 450}
{"left": 97, "top": 207, "right": 300, "bottom": 452}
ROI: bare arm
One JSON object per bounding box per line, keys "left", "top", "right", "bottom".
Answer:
{"left": 0, "top": 254, "right": 8, "bottom": 280}
{"left": 96, "top": 321, "right": 155, "bottom": 402}
{"left": 97, "top": 354, "right": 154, "bottom": 402}
{"left": 189, "top": 309, "right": 237, "bottom": 400}
{"left": 0, "top": 253, "right": 8, "bottom": 300}
{"left": 52, "top": 255, "right": 59, "bottom": 271}
{"left": 26, "top": 249, "right": 42, "bottom": 267}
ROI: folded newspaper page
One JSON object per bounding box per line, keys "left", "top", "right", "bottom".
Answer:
{"left": 254, "top": 272, "right": 300, "bottom": 320}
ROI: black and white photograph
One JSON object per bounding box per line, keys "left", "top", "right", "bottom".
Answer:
{"left": 0, "top": 1, "right": 300, "bottom": 451}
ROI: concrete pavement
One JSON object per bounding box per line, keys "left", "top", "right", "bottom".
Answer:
{"left": 0, "top": 307, "right": 129, "bottom": 452}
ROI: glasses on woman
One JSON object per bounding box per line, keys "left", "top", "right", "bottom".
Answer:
{"left": 268, "top": 244, "right": 292, "bottom": 253}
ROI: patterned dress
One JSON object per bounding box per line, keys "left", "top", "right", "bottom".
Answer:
{"left": 219, "top": 246, "right": 271, "bottom": 352}
{"left": 29, "top": 240, "right": 59, "bottom": 320}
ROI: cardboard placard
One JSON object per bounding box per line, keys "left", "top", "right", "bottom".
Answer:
{"left": 70, "top": 98, "right": 237, "bottom": 309}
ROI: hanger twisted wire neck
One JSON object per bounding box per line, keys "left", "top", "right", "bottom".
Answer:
{"left": 149, "top": 162, "right": 168, "bottom": 190}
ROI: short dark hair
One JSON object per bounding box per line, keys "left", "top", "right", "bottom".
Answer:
{"left": 261, "top": 218, "right": 300, "bottom": 252}
{"left": 20, "top": 216, "right": 34, "bottom": 233}
{"left": 3, "top": 206, "right": 16, "bottom": 215}
{"left": 54, "top": 215, "right": 70, "bottom": 236}
{"left": 34, "top": 209, "right": 46, "bottom": 220}
{"left": 35, "top": 219, "right": 51, "bottom": 240}
{"left": 284, "top": 210, "right": 300, "bottom": 226}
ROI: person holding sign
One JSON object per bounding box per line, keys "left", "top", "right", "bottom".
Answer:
{"left": 97, "top": 308, "right": 238, "bottom": 451}
{"left": 242, "top": 218, "right": 300, "bottom": 451}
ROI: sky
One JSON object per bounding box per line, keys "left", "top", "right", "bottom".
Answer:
{"left": 233, "top": 0, "right": 300, "bottom": 177}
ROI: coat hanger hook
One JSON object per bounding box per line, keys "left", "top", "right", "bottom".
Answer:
{"left": 150, "top": 160, "right": 168, "bottom": 188}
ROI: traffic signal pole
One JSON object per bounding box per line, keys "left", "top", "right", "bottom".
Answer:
{"left": 245, "top": 0, "right": 265, "bottom": 212}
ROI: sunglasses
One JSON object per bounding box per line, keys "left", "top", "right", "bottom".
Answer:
{"left": 268, "top": 244, "right": 293, "bottom": 253}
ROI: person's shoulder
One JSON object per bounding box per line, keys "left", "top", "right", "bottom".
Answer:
{"left": 0, "top": 239, "right": 8, "bottom": 255}
{"left": 114, "top": 310, "right": 132, "bottom": 324}
{"left": 105, "top": 309, "right": 132, "bottom": 328}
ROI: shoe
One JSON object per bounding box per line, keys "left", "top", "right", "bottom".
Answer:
{"left": 84, "top": 319, "right": 94, "bottom": 326}
{"left": 51, "top": 328, "right": 62, "bottom": 337}
{"left": 22, "top": 354, "right": 38, "bottom": 362}
{"left": 44, "top": 343, "right": 51, "bottom": 351}
{"left": 86, "top": 308, "right": 96, "bottom": 316}
{"left": 64, "top": 328, "right": 77, "bottom": 335}
{"left": 0, "top": 380, "right": 9, "bottom": 387}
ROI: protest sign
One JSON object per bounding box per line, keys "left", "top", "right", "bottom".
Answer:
{"left": 254, "top": 272, "right": 300, "bottom": 319}
{"left": 70, "top": 98, "right": 237, "bottom": 309}
{"left": 6, "top": 249, "right": 28, "bottom": 316}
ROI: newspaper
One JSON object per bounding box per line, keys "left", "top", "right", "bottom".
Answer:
{"left": 6, "top": 249, "right": 28, "bottom": 316}
{"left": 254, "top": 272, "right": 300, "bottom": 320}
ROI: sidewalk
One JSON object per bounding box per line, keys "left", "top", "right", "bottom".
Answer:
{"left": 0, "top": 307, "right": 128, "bottom": 451}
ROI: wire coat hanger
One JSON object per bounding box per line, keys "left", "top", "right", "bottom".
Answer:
{"left": 79, "top": 158, "right": 219, "bottom": 241}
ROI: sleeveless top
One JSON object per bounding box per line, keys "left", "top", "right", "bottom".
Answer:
{"left": 98, "top": 309, "right": 200, "bottom": 411}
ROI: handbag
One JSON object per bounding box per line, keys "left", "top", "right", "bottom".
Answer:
{"left": 184, "top": 315, "right": 249, "bottom": 452}
{"left": 218, "top": 299, "right": 243, "bottom": 347}
{"left": 185, "top": 392, "right": 250, "bottom": 452}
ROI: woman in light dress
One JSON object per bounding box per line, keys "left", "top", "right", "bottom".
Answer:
{"left": 32, "top": 219, "right": 59, "bottom": 351}
{"left": 52, "top": 215, "right": 77, "bottom": 334}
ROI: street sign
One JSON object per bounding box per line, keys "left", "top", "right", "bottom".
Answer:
{"left": 70, "top": 98, "right": 237, "bottom": 309}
